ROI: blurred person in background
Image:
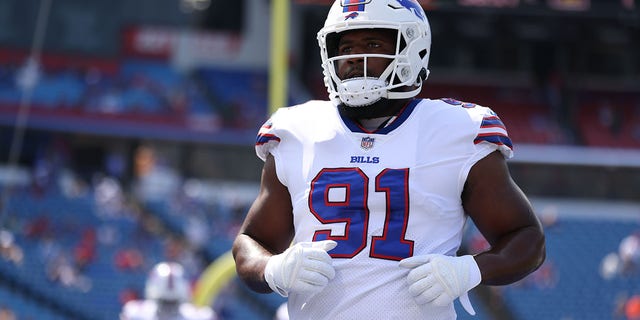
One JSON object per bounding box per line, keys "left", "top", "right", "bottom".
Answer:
{"left": 232, "top": 0, "right": 545, "bottom": 319}
{"left": 626, "top": 295, "right": 640, "bottom": 320}
{"left": 0, "top": 305, "right": 16, "bottom": 320}
{"left": 0, "top": 230, "right": 23, "bottom": 266}
{"left": 619, "top": 232, "right": 640, "bottom": 275}
{"left": 120, "top": 261, "right": 216, "bottom": 320}
{"left": 132, "top": 145, "right": 181, "bottom": 202}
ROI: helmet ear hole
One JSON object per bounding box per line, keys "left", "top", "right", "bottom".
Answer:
{"left": 418, "top": 68, "right": 427, "bottom": 81}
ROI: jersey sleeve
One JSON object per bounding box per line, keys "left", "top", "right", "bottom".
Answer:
{"left": 255, "top": 110, "right": 283, "bottom": 161}
{"left": 472, "top": 107, "right": 514, "bottom": 159}
{"left": 453, "top": 103, "right": 515, "bottom": 194}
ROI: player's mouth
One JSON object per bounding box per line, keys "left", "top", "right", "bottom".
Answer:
{"left": 342, "top": 68, "right": 366, "bottom": 80}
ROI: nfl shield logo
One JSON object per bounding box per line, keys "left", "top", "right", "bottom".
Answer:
{"left": 360, "top": 137, "right": 375, "bottom": 150}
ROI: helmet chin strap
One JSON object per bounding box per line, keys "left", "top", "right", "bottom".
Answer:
{"left": 387, "top": 86, "right": 421, "bottom": 100}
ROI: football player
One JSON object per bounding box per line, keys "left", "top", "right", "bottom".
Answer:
{"left": 120, "top": 262, "right": 216, "bottom": 320}
{"left": 232, "top": 0, "right": 545, "bottom": 319}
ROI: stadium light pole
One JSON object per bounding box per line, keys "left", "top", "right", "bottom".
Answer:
{"left": 269, "top": 0, "right": 290, "bottom": 115}
{"left": 0, "top": 0, "right": 53, "bottom": 228}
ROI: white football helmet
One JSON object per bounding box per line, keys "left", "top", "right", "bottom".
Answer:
{"left": 317, "top": 0, "right": 431, "bottom": 107}
{"left": 145, "top": 262, "right": 191, "bottom": 302}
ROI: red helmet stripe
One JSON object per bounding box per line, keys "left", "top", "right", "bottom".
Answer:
{"left": 343, "top": 0, "right": 365, "bottom": 12}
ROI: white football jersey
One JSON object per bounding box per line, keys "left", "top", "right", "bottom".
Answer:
{"left": 120, "top": 300, "right": 217, "bottom": 320}
{"left": 256, "top": 98, "right": 513, "bottom": 320}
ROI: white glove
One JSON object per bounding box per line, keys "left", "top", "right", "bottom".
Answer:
{"left": 399, "top": 254, "right": 481, "bottom": 315}
{"left": 264, "top": 240, "right": 337, "bottom": 297}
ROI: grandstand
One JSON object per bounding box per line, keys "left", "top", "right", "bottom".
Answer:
{"left": 0, "top": 0, "right": 638, "bottom": 319}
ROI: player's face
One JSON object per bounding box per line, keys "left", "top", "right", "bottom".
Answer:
{"left": 335, "top": 29, "right": 396, "bottom": 80}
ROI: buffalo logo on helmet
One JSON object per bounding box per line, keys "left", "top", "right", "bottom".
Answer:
{"left": 396, "top": 0, "right": 426, "bottom": 21}
{"left": 344, "top": 12, "right": 359, "bottom": 20}
{"left": 341, "top": 1, "right": 426, "bottom": 21}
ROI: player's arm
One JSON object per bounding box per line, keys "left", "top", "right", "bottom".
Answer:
{"left": 233, "top": 154, "right": 337, "bottom": 296}
{"left": 463, "top": 150, "right": 546, "bottom": 285}
{"left": 232, "top": 153, "right": 295, "bottom": 293}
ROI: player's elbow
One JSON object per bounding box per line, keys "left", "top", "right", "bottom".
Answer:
{"left": 529, "top": 227, "right": 546, "bottom": 272}
{"left": 515, "top": 225, "right": 546, "bottom": 280}
{"left": 481, "top": 225, "right": 547, "bottom": 286}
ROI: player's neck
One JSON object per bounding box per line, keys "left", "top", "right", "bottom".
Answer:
{"left": 358, "top": 116, "right": 394, "bottom": 131}
{"left": 338, "top": 98, "right": 409, "bottom": 120}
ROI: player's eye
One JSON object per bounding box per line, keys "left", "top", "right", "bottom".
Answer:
{"left": 338, "top": 46, "right": 352, "bottom": 54}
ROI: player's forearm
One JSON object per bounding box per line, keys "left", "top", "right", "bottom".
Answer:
{"left": 474, "top": 225, "right": 546, "bottom": 286}
{"left": 232, "top": 233, "right": 273, "bottom": 293}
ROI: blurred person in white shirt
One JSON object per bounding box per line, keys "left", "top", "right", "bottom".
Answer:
{"left": 120, "top": 262, "right": 216, "bottom": 320}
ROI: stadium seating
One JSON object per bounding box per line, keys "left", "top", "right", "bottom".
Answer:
{"left": 0, "top": 0, "right": 638, "bottom": 318}
{"left": 4, "top": 54, "right": 640, "bottom": 149}
{"left": 195, "top": 67, "right": 269, "bottom": 129}
{"left": 0, "top": 284, "right": 69, "bottom": 320}
{"left": 420, "top": 83, "right": 570, "bottom": 146}
{"left": 460, "top": 207, "right": 640, "bottom": 320}
{"left": 0, "top": 185, "right": 166, "bottom": 320}
{"left": 0, "top": 176, "right": 286, "bottom": 319}
{"left": 0, "top": 42, "right": 637, "bottom": 320}
{"left": 2, "top": 170, "right": 640, "bottom": 320}
{"left": 500, "top": 218, "right": 639, "bottom": 319}
{"left": 576, "top": 91, "right": 640, "bottom": 148}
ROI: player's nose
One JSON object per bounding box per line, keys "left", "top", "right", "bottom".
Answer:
{"left": 345, "top": 52, "right": 365, "bottom": 65}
